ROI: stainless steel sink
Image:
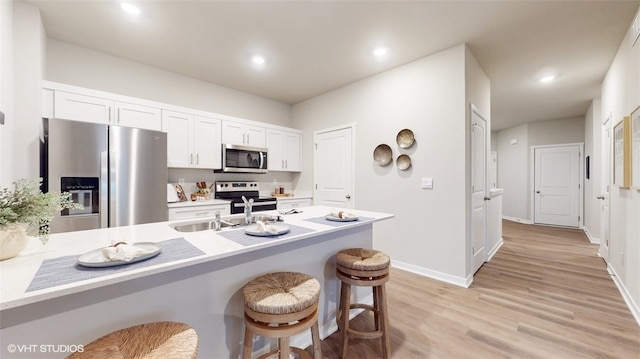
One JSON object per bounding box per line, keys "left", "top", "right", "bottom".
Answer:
{"left": 170, "top": 215, "right": 280, "bottom": 232}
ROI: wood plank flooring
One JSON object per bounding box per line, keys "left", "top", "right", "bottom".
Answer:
{"left": 315, "top": 220, "right": 640, "bottom": 358}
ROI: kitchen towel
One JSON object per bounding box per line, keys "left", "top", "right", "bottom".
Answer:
{"left": 217, "top": 223, "right": 314, "bottom": 247}
{"left": 303, "top": 216, "right": 374, "bottom": 227}
{"left": 26, "top": 237, "right": 205, "bottom": 292}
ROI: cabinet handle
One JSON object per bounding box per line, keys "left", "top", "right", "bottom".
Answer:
{"left": 281, "top": 160, "right": 284, "bottom": 169}
{"left": 190, "top": 153, "right": 193, "bottom": 165}
{"left": 243, "top": 133, "right": 246, "bottom": 144}
{"left": 196, "top": 153, "right": 199, "bottom": 165}
{"left": 285, "top": 160, "right": 288, "bottom": 169}
{"left": 247, "top": 133, "right": 250, "bottom": 144}
{"left": 117, "top": 108, "right": 120, "bottom": 124}
{"left": 108, "top": 106, "right": 112, "bottom": 123}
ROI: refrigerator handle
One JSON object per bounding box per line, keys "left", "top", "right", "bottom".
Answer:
{"left": 109, "top": 150, "right": 117, "bottom": 227}
{"left": 100, "top": 151, "right": 109, "bottom": 228}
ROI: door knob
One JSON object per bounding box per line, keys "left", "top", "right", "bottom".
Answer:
{"left": 345, "top": 194, "right": 351, "bottom": 199}
{"left": 536, "top": 191, "right": 541, "bottom": 194}
{"left": 484, "top": 196, "right": 491, "bottom": 201}
{"left": 596, "top": 195, "right": 605, "bottom": 200}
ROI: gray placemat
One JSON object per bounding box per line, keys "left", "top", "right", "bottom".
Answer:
{"left": 303, "top": 216, "right": 374, "bottom": 227}
{"left": 26, "top": 237, "right": 205, "bottom": 292}
{"left": 217, "top": 224, "right": 314, "bottom": 246}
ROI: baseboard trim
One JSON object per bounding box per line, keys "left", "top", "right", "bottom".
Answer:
{"left": 607, "top": 264, "right": 640, "bottom": 327}
{"left": 583, "top": 227, "right": 600, "bottom": 244}
{"left": 502, "top": 215, "right": 533, "bottom": 224}
{"left": 391, "top": 260, "right": 471, "bottom": 288}
{"left": 487, "top": 238, "right": 504, "bottom": 261}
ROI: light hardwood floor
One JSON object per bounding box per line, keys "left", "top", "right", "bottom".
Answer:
{"left": 316, "top": 220, "right": 640, "bottom": 358}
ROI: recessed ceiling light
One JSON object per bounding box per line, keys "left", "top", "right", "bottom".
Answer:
{"left": 120, "top": 3, "right": 141, "bottom": 15}
{"left": 539, "top": 75, "right": 556, "bottom": 83}
{"left": 251, "top": 55, "right": 266, "bottom": 65}
{"left": 373, "top": 47, "right": 389, "bottom": 57}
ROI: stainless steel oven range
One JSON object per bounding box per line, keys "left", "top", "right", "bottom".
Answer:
{"left": 214, "top": 181, "right": 277, "bottom": 214}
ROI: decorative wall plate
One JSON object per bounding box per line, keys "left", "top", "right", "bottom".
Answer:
{"left": 373, "top": 144, "right": 392, "bottom": 165}
{"left": 396, "top": 129, "right": 415, "bottom": 148}
{"left": 396, "top": 154, "right": 412, "bottom": 170}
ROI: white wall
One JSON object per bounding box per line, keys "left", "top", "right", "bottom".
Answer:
{"left": 584, "top": 98, "right": 602, "bottom": 242}
{"left": 0, "top": 1, "right": 13, "bottom": 187}
{"left": 10, "top": 2, "right": 45, "bottom": 181}
{"left": 46, "top": 39, "right": 291, "bottom": 127}
{"left": 496, "top": 124, "right": 529, "bottom": 221}
{"left": 293, "top": 44, "right": 489, "bottom": 285}
{"left": 600, "top": 9, "right": 640, "bottom": 321}
{"left": 497, "top": 117, "right": 585, "bottom": 222}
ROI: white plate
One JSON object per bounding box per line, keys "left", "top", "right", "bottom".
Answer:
{"left": 325, "top": 215, "right": 358, "bottom": 222}
{"left": 244, "top": 223, "right": 290, "bottom": 237}
{"left": 77, "top": 242, "right": 162, "bottom": 268}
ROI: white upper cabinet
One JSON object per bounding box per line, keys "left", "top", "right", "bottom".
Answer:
{"left": 114, "top": 102, "right": 162, "bottom": 131}
{"left": 45, "top": 82, "right": 162, "bottom": 131}
{"left": 266, "top": 128, "right": 302, "bottom": 172}
{"left": 193, "top": 115, "right": 222, "bottom": 169}
{"left": 162, "top": 110, "right": 221, "bottom": 169}
{"left": 53, "top": 91, "right": 113, "bottom": 125}
{"left": 222, "top": 120, "right": 266, "bottom": 148}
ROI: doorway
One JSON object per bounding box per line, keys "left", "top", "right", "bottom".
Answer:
{"left": 313, "top": 124, "right": 355, "bottom": 208}
{"left": 533, "top": 144, "right": 583, "bottom": 227}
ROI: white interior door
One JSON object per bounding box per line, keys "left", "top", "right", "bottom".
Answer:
{"left": 471, "top": 105, "right": 488, "bottom": 274}
{"left": 534, "top": 145, "right": 581, "bottom": 227}
{"left": 599, "top": 119, "right": 611, "bottom": 260}
{"left": 314, "top": 126, "right": 354, "bottom": 208}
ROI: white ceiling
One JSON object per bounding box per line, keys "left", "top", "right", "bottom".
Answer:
{"left": 25, "top": 0, "right": 640, "bottom": 131}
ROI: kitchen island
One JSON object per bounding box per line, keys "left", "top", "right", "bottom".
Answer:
{"left": 0, "top": 206, "right": 392, "bottom": 358}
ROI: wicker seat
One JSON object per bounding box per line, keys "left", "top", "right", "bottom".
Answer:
{"left": 336, "top": 248, "right": 391, "bottom": 359}
{"left": 242, "top": 272, "right": 322, "bottom": 359}
{"left": 67, "top": 321, "right": 198, "bottom": 359}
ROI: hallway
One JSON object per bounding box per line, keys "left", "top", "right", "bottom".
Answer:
{"left": 317, "top": 220, "right": 640, "bottom": 358}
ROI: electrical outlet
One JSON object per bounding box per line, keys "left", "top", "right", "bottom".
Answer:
{"left": 178, "top": 178, "right": 185, "bottom": 185}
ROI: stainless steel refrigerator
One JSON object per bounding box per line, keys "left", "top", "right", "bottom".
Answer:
{"left": 41, "top": 118, "right": 168, "bottom": 233}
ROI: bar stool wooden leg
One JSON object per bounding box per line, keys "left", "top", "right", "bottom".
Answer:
{"left": 339, "top": 281, "right": 352, "bottom": 359}
{"left": 378, "top": 284, "right": 391, "bottom": 359}
{"left": 243, "top": 326, "right": 253, "bottom": 359}
{"left": 279, "top": 337, "right": 290, "bottom": 359}
{"left": 311, "top": 321, "right": 322, "bottom": 359}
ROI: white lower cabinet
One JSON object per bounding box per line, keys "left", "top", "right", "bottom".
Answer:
{"left": 168, "top": 204, "right": 230, "bottom": 221}
{"left": 276, "top": 198, "right": 312, "bottom": 210}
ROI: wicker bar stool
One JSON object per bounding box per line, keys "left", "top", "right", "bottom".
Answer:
{"left": 242, "top": 271, "right": 322, "bottom": 359}
{"left": 67, "top": 321, "right": 198, "bottom": 359}
{"left": 336, "top": 248, "right": 391, "bottom": 359}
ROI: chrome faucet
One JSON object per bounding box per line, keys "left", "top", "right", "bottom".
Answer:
{"left": 214, "top": 211, "right": 221, "bottom": 231}
{"left": 244, "top": 201, "right": 253, "bottom": 225}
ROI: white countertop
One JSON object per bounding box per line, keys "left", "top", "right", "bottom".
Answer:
{"left": 0, "top": 206, "right": 392, "bottom": 311}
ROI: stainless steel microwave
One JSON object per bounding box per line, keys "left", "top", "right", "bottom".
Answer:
{"left": 219, "top": 144, "right": 268, "bottom": 173}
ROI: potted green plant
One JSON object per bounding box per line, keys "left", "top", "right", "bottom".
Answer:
{"left": 0, "top": 178, "right": 83, "bottom": 260}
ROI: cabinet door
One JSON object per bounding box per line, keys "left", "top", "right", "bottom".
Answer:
{"left": 284, "top": 132, "right": 301, "bottom": 171}
{"left": 162, "top": 110, "right": 193, "bottom": 168}
{"left": 221, "top": 121, "right": 246, "bottom": 145}
{"left": 194, "top": 116, "right": 222, "bottom": 169}
{"left": 266, "top": 129, "right": 286, "bottom": 171}
{"left": 245, "top": 124, "right": 266, "bottom": 148}
{"left": 115, "top": 102, "right": 162, "bottom": 131}
{"left": 54, "top": 91, "right": 113, "bottom": 124}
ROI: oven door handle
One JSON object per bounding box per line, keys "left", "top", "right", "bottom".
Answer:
{"left": 252, "top": 200, "right": 277, "bottom": 207}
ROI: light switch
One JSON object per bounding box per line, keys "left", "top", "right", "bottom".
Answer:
{"left": 421, "top": 177, "right": 433, "bottom": 189}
